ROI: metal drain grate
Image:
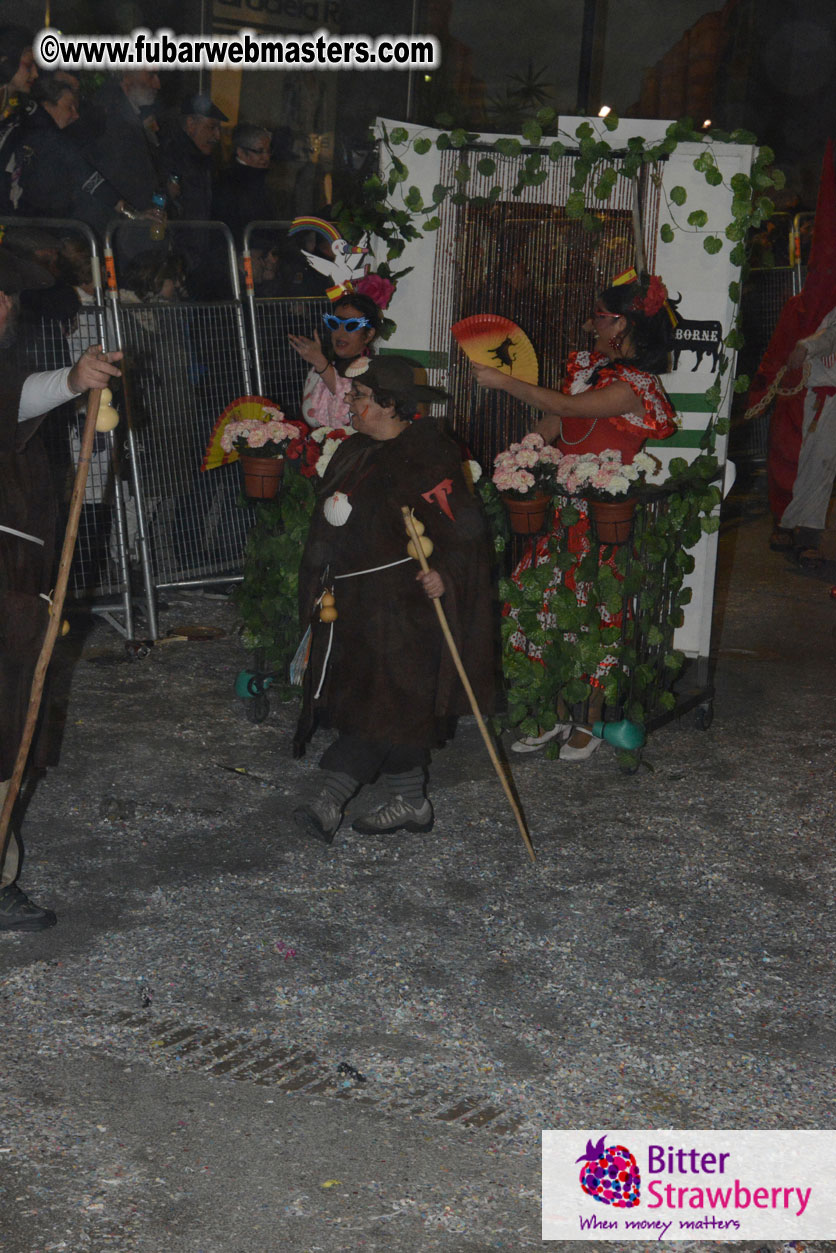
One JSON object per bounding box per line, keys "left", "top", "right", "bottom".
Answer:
{"left": 100, "top": 1010, "right": 524, "bottom": 1136}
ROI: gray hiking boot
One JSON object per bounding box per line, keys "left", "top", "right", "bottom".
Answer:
{"left": 352, "top": 795, "right": 434, "bottom": 835}
{"left": 292, "top": 793, "right": 343, "bottom": 844}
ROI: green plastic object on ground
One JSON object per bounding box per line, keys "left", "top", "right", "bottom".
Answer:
{"left": 592, "top": 719, "right": 646, "bottom": 749}
{"left": 234, "top": 670, "right": 274, "bottom": 700}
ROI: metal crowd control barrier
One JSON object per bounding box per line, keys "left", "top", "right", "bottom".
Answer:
{"left": 0, "top": 216, "right": 137, "bottom": 638}
{"left": 10, "top": 215, "right": 341, "bottom": 643}
{"left": 241, "top": 221, "right": 331, "bottom": 408}
{"left": 733, "top": 258, "right": 798, "bottom": 465}
{"left": 104, "top": 219, "right": 253, "bottom": 639}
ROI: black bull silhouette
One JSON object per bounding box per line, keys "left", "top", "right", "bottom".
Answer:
{"left": 667, "top": 295, "right": 722, "bottom": 372}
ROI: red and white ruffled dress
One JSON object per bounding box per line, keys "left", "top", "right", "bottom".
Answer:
{"left": 507, "top": 350, "right": 677, "bottom": 676}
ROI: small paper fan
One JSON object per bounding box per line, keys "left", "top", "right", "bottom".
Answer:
{"left": 202, "top": 395, "right": 281, "bottom": 471}
{"left": 451, "top": 315, "right": 539, "bottom": 384}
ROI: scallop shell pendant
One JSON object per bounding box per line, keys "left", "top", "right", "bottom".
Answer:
{"left": 323, "top": 490, "right": 352, "bottom": 526}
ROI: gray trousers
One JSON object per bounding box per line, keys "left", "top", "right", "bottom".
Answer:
{"left": 780, "top": 391, "right": 836, "bottom": 532}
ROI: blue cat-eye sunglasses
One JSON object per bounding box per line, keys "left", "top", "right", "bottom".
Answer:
{"left": 322, "top": 313, "right": 371, "bottom": 333}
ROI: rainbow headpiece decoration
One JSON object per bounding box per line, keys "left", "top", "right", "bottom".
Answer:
{"left": 288, "top": 216, "right": 341, "bottom": 245}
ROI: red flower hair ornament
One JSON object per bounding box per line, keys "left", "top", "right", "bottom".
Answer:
{"left": 632, "top": 274, "right": 668, "bottom": 317}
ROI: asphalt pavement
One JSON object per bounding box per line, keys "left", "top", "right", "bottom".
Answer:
{"left": 1, "top": 470, "right": 835, "bottom": 1253}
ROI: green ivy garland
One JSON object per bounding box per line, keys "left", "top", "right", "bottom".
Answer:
{"left": 235, "top": 468, "right": 315, "bottom": 687}
{"left": 334, "top": 110, "right": 784, "bottom": 442}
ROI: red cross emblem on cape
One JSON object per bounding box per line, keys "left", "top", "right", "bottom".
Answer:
{"left": 421, "top": 478, "right": 455, "bottom": 521}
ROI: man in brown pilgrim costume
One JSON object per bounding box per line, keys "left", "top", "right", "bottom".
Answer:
{"left": 1, "top": 249, "right": 121, "bottom": 930}
{"left": 293, "top": 355, "right": 495, "bottom": 844}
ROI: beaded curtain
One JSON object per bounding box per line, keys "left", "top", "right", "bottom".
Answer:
{"left": 428, "top": 149, "right": 662, "bottom": 473}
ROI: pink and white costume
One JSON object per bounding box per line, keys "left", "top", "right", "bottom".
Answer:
{"left": 301, "top": 368, "right": 353, "bottom": 430}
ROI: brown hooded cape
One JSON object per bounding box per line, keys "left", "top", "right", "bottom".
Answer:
{"left": 294, "top": 419, "right": 495, "bottom": 756}
{"left": 0, "top": 368, "right": 56, "bottom": 777}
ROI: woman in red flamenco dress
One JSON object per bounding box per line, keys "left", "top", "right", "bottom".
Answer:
{"left": 473, "top": 271, "right": 678, "bottom": 761}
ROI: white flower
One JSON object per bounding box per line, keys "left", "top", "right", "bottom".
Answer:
{"left": 315, "top": 438, "right": 343, "bottom": 477}
{"left": 632, "top": 451, "right": 659, "bottom": 477}
{"left": 466, "top": 459, "right": 482, "bottom": 483}
{"left": 606, "top": 474, "right": 631, "bottom": 495}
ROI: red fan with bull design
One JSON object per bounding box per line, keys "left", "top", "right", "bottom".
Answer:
{"left": 451, "top": 314, "right": 539, "bottom": 384}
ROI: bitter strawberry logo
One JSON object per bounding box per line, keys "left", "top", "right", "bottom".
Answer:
{"left": 577, "top": 1135, "right": 641, "bottom": 1207}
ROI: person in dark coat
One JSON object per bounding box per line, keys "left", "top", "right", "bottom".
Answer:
{"left": 0, "top": 25, "right": 37, "bottom": 109}
{"left": 16, "top": 74, "right": 124, "bottom": 234}
{"left": 76, "top": 69, "right": 164, "bottom": 215}
{"left": 0, "top": 250, "right": 122, "bottom": 931}
{"left": 293, "top": 356, "right": 495, "bottom": 844}
{"left": 160, "top": 93, "right": 228, "bottom": 296}
{"left": 0, "top": 24, "right": 38, "bottom": 212}
{"left": 212, "top": 122, "right": 276, "bottom": 247}
{"left": 161, "top": 93, "right": 227, "bottom": 222}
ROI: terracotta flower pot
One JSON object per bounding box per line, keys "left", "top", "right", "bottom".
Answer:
{"left": 589, "top": 497, "right": 636, "bottom": 545}
{"left": 503, "top": 493, "right": 550, "bottom": 534}
{"left": 240, "top": 454, "right": 283, "bottom": 500}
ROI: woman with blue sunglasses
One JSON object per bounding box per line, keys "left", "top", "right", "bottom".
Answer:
{"left": 290, "top": 292, "right": 381, "bottom": 430}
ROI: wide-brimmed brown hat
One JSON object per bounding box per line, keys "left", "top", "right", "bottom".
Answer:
{"left": 345, "top": 354, "right": 448, "bottom": 413}
{"left": 0, "top": 246, "right": 54, "bottom": 293}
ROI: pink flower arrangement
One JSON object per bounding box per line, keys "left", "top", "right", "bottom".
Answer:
{"left": 492, "top": 433, "right": 561, "bottom": 499}
{"left": 221, "top": 407, "right": 302, "bottom": 460}
{"left": 554, "top": 448, "right": 659, "bottom": 499}
{"left": 354, "top": 272, "right": 395, "bottom": 310}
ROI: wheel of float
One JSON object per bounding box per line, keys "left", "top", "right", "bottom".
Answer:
{"left": 618, "top": 748, "right": 642, "bottom": 776}
{"left": 245, "top": 692, "right": 270, "bottom": 723}
{"left": 695, "top": 701, "right": 714, "bottom": 731}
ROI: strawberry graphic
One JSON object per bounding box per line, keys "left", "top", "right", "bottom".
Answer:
{"left": 576, "top": 1135, "right": 641, "bottom": 1207}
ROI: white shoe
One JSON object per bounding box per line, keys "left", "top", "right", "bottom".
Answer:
{"left": 559, "top": 731, "right": 602, "bottom": 761}
{"left": 511, "top": 722, "right": 573, "bottom": 753}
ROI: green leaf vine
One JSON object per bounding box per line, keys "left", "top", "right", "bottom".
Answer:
{"left": 235, "top": 467, "right": 315, "bottom": 686}
{"left": 335, "top": 113, "right": 782, "bottom": 448}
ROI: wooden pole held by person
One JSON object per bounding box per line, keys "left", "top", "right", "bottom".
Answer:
{"left": 401, "top": 506, "right": 536, "bottom": 864}
{"left": 0, "top": 388, "right": 103, "bottom": 860}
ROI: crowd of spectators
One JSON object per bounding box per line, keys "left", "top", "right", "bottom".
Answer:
{"left": 0, "top": 26, "right": 325, "bottom": 300}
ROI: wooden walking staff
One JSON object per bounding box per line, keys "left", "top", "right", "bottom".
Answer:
{"left": 401, "top": 506, "right": 536, "bottom": 864}
{"left": 0, "top": 386, "right": 106, "bottom": 862}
